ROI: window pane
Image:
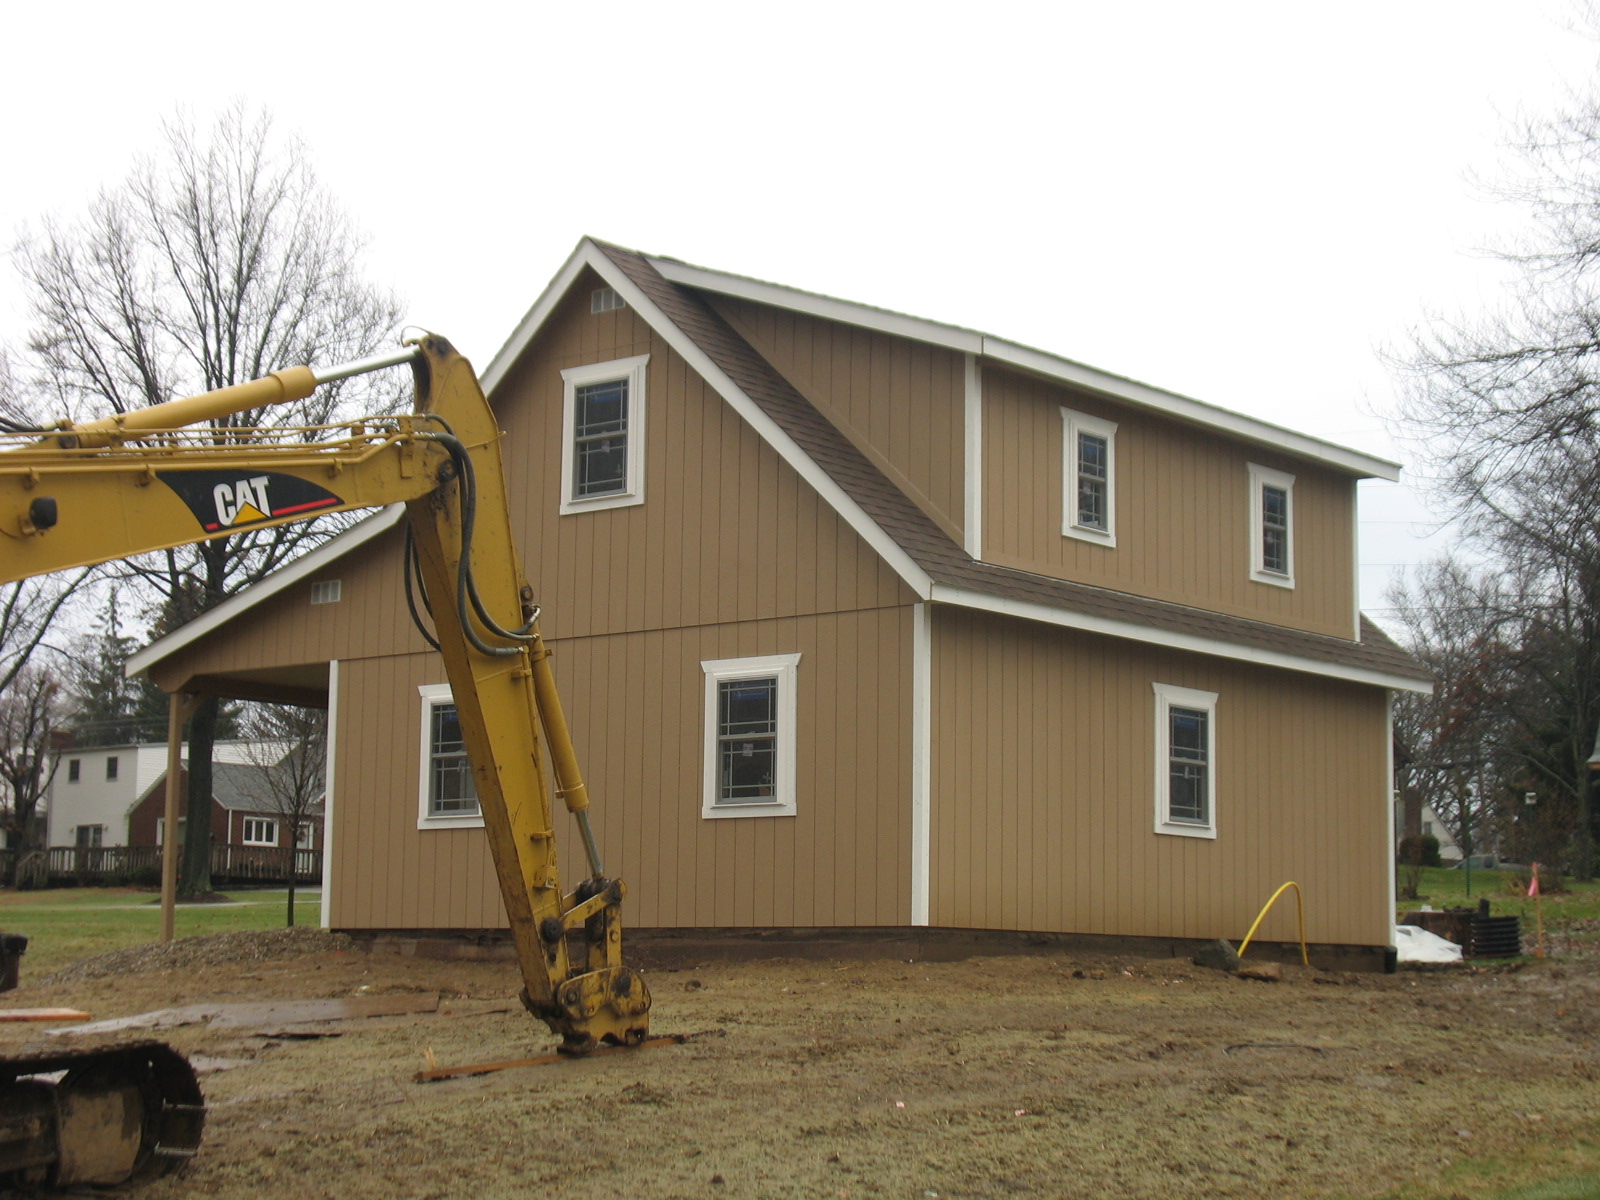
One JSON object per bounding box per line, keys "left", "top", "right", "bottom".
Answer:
{"left": 1168, "top": 706, "right": 1209, "bottom": 823}
{"left": 574, "top": 379, "right": 629, "bottom": 497}
{"left": 1261, "top": 484, "right": 1288, "bottom": 573}
{"left": 1077, "top": 432, "right": 1107, "bottom": 529}
{"left": 717, "top": 678, "right": 778, "bottom": 802}
{"left": 430, "top": 703, "right": 479, "bottom": 816}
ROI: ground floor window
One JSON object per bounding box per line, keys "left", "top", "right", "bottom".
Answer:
{"left": 296, "top": 823, "right": 316, "bottom": 850}
{"left": 1153, "top": 682, "right": 1218, "bottom": 839}
{"left": 700, "top": 653, "right": 801, "bottom": 819}
{"left": 242, "top": 818, "right": 278, "bottom": 846}
{"left": 74, "top": 824, "right": 103, "bottom": 848}
{"left": 417, "top": 684, "right": 483, "bottom": 829}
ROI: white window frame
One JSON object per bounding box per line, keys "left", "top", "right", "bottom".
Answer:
{"left": 1060, "top": 408, "right": 1118, "bottom": 546}
{"left": 1248, "top": 463, "right": 1295, "bottom": 588}
{"left": 242, "top": 817, "right": 278, "bottom": 847}
{"left": 417, "top": 684, "right": 484, "bottom": 830}
{"left": 295, "top": 822, "right": 316, "bottom": 850}
{"left": 700, "top": 653, "right": 801, "bottom": 820}
{"left": 1153, "top": 682, "right": 1218, "bottom": 839}
{"left": 559, "top": 355, "right": 649, "bottom": 515}
{"left": 156, "top": 816, "right": 187, "bottom": 847}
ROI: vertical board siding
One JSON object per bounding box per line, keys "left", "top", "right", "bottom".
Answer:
{"left": 329, "top": 608, "right": 914, "bottom": 931}
{"left": 707, "top": 296, "right": 968, "bottom": 541}
{"left": 499, "top": 272, "right": 914, "bottom": 642}
{"left": 930, "top": 607, "right": 1391, "bottom": 948}
{"left": 980, "top": 365, "right": 1358, "bottom": 640}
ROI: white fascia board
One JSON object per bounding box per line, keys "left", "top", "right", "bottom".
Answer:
{"left": 650, "top": 256, "right": 985, "bottom": 355}
{"left": 479, "top": 242, "right": 594, "bottom": 397}
{"left": 648, "top": 256, "right": 1401, "bottom": 482}
{"left": 126, "top": 506, "right": 405, "bottom": 679}
{"left": 928, "top": 584, "right": 1433, "bottom": 694}
{"left": 987, "top": 341, "right": 1400, "bottom": 480}
{"left": 586, "top": 249, "right": 935, "bottom": 600}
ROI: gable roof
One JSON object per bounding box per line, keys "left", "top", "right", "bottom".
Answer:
{"left": 133, "top": 238, "right": 1429, "bottom": 694}
{"left": 134, "top": 760, "right": 324, "bottom": 815}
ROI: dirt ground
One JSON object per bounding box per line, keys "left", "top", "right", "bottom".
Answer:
{"left": 2, "top": 932, "right": 1598, "bottom": 1200}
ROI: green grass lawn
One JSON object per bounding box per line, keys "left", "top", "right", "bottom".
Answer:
{"left": 0, "top": 887, "right": 321, "bottom": 979}
{"left": 1397, "top": 865, "right": 1600, "bottom": 956}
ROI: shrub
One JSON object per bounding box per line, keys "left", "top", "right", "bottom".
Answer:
{"left": 1397, "top": 834, "right": 1442, "bottom": 869}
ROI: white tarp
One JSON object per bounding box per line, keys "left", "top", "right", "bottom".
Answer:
{"left": 1394, "top": 923, "right": 1464, "bottom": 964}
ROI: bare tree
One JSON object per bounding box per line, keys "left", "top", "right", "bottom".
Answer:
{"left": 1393, "top": 46, "right": 1600, "bottom": 880}
{"left": 0, "top": 666, "right": 65, "bottom": 882}
{"left": 236, "top": 705, "right": 326, "bottom": 926}
{"left": 15, "top": 104, "right": 402, "bottom": 897}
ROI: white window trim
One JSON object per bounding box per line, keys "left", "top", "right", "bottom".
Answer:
{"left": 559, "top": 354, "right": 649, "bottom": 515}
{"left": 1248, "top": 462, "right": 1295, "bottom": 588}
{"left": 242, "top": 818, "right": 278, "bottom": 847}
{"left": 1061, "top": 407, "right": 1118, "bottom": 547}
{"left": 700, "top": 653, "right": 801, "bottom": 820}
{"left": 1153, "top": 682, "right": 1218, "bottom": 839}
{"left": 417, "top": 683, "right": 484, "bottom": 830}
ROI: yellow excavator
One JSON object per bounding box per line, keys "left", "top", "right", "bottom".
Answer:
{"left": 0, "top": 335, "right": 650, "bottom": 1187}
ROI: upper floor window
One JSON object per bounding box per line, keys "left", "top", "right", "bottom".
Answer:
{"left": 417, "top": 684, "right": 483, "bottom": 829}
{"left": 1060, "top": 408, "right": 1117, "bottom": 546}
{"left": 67, "top": 758, "right": 80, "bottom": 783}
{"left": 105, "top": 756, "right": 119, "bottom": 781}
{"left": 1247, "top": 463, "right": 1295, "bottom": 587}
{"left": 701, "top": 653, "right": 801, "bottom": 820}
{"left": 591, "top": 286, "right": 626, "bottom": 313}
{"left": 559, "top": 355, "right": 649, "bottom": 515}
{"left": 1153, "top": 682, "right": 1218, "bottom": 839}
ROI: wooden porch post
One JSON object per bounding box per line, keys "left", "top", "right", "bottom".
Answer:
{"left": 160, "top": 691, "right": 201, "bottom": 942}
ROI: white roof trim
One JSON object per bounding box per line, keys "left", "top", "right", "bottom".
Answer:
{"left": 574, "top": 243, "right": 935, "bottom": 600}
{"left": 929, "top": 583, "right": 1432, "bottom": 694}
{"left": 479, "top": 242, "right": 593, "bottom": 396}
{"left": 126, "top": 506, "right": 405, "bottom": 678}
{"left": 648, "top": 256, "right": 1400, "bottom": 482}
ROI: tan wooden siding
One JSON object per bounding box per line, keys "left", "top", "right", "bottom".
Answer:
{"left": 328, "top": 607, "right": 915, "bottom": 931}
{"left": 930, "top": 607, "right": 1390, "bottom": 947}
{"left": 148, "top": 526, "right": 418, "bottom": 693}
{"left": 981, "top": 365, "right": 1357, "bottom": 639}
{"left": 705, "top": 295, "right": 968, "bottom": 542}
{"left": 486, "top": 270, "right": 914, "bottom": 641}
{"left": 150, "top": 268, "right": 914, "bottom": 693}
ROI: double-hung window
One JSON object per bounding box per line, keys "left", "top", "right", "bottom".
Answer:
{"left": 1060, "top": 408, "right": 1118, "bottom": 546}
{"left": 1248, "top": 463, "right": 1295, "bottom": 587}
{"left": 559, "top": 355, "right": 649, "bottom": 515}
{"left": 1153, "top": 682, "right": 1218, "bottom": 839}
{"left": 701, "top": 654, "right": 801, "bottom": 819}
{"left": 417, "top": 684, "right": 483, "bottom": 829}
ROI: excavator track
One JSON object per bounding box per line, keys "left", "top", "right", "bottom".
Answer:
{"left": 0, "top": 1040, "right": 204, "bottom": 1189}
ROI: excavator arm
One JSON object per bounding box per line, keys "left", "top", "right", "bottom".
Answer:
{"left": 0, "top": 335, "right": 648, "bottom": 1187}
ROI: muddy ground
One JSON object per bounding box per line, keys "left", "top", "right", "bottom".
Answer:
{"left": 2, "top": 933, "right": 1598, "bottom": 1200}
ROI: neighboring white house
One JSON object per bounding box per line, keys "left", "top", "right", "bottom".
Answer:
{"left": 1419, "top": 804, "right": 1464, "bottom": 862}
{"left": 43, "top": 740, "right": 288, "bottom": 848}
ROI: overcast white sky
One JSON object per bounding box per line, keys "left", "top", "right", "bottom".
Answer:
{"left": 3, "top": 1, "right": 1594, "bottom": 618}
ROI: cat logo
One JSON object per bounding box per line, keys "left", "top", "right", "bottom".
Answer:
{"left": 214, "top": 476, "right": 272, "bottom": 527}
{"left": 157, "top": 470, "right": 345, "bottom": 533}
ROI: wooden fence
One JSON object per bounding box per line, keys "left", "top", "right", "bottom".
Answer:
{"left": 0, "top": 845, "right": 321, "bottom": 888}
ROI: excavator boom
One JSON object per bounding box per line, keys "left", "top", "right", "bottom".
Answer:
{"left": 0, "top": 335, "right": 649, "bottom": 1186}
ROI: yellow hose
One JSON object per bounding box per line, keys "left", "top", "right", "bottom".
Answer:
{"left": 1237, "top": 881, "right": 1309, "bottom": 965}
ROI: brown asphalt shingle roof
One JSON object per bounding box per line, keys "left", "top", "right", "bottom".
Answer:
{"left": 595, "top": 242, "right": 1429, "bottom": 686}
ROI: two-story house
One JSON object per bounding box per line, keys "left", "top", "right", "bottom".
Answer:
{"left": 44, "top": 739, "right": 289, "bottom": 849}
{"left": 128, "top": 239, "right": 1430, "bottom": 965}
